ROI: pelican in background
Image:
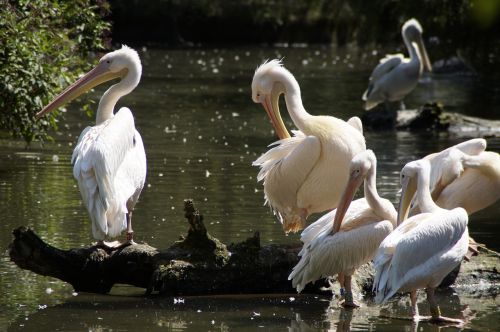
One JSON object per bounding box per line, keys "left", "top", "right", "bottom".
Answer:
{"left": 362, "top": 18, "right": 432, "bottom": 110}
{"left": 36, "top": 46, "right": 147, "bottom": 247}
{"left": 373, "top": 159, "right": 468, "bottom": 324}
{"left": 252, "top": 60, "right": 366, "bottom": 233}
{"left": 289, "top": 150, "right": 396, "bottom": 307}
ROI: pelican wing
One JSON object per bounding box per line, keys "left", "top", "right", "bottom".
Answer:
{"left": 410, "top": 139, "right": 488, "bottom": 212}
{"left": 362, "top": 55, "right": 404, "bottom": 108}
{"left": 425, "top": 139, "right": 486, "bottom": 184}
{"left": 253, "top": 133, "right": 321, "bottom": 230}
{"left": 437, "top": 152, "right": 500, "bottom": 214}
{"left": 373, "top": 208, "right": 468, "bottom": 303}
{"left": 372, "top": 54, "right": 404, "bottom": 80}
{"left": 290, "top": 210, "right": 393, "bottom": 293}
{"left": 71, "top": 108, "right": 137, "bottom": 239}
{"left": 347, "top": 116, "right": 363, "bottom": 134}
{"left": 253, "top": 130, "right": 306, "bottom": 181}
{"left": 453, "top": 138, "right": 487, "bottom": 155}
{"left": 300, "top": 198, "right": 370, "bottom": 249}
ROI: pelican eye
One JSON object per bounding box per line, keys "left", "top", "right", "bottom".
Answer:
{"left": 106, "top": 60, "right": 111, "bottom": 64}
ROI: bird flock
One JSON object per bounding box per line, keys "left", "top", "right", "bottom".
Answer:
{"left": 36, "top": 18, "right": 499, "bottom": 326}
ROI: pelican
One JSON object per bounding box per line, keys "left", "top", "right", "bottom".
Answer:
{"left": 373, "top": 159, "right": 468, "bottom": 324}
{"left": 289, "top": 150, "right": 396, "bottom": 307}
{"left": 251, "top": 60, "right": 366, "bottom": 233}
{"left": 362, "top": 18, "right": 432, "bottom": 110}
{"left": 410, "top": 138, "right": 500, "bottom": 216}
{"left": 36, "top": 46, "right": 147, "bottom": 247}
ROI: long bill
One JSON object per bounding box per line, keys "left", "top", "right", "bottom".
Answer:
{"left": 331, "top": 174, "right": 364, "bottom": 234}
{"left": 397, "top": 176, "right": 418, "bottom": 225}
{"left": 416, "top": 37, "right": 432, "bottom": 73}
{"left": 262, "top": 90, "right": 291, "bottom": 140}
{"left": 36, "top": 63, "right": 127, "bottom": 118}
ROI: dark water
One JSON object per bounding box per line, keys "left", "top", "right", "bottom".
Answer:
{"left": 0, "top": 46, "right": 498, "bottom": 331}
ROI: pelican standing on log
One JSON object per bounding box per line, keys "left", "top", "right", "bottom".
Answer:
{"left": 373, "top": 159, "right": 468, "bottom": 324}
{"left": 289, "top": 150, "right": 396, "bottom": 307}
{"left": 251, "top": 60, "right": 366, "bottom": 233}
{"left": 362, "top": 18, "right": 432, "bottom": 110}
{"left": 36, "top": 46, "right": 147, "bottom": 247}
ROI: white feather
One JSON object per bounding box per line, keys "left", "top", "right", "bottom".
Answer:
{"left": 72, "top": 108, "right": 146, "bottom": 240}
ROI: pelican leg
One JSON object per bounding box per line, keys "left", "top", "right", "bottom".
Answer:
{"left": 426, "top": 288, "right": 464, "bottom": 325}
{"left": 339, "top": 275, "right": 359, "bottom": 308}
{"left": 126, "top": 211, "right": 136, "bottom": 245}
{"left": 399, "top": 100, "right": 406, "bottom": 110}
{"left": 338, "top": 273, "right": 345, "bottom": 300}
{"left": 465, "top": 237, "right": 480, "bottom": 261}
{"left": 410, "top": 290, "right": 419, "bottom": 321}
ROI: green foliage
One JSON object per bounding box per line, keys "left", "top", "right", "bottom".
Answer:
{"left": 0, "top": 0, "right": 110, "bottom": 143}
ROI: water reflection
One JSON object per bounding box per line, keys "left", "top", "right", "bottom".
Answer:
{"left": 1, "top": 46, "right": 499, "bottom": 331}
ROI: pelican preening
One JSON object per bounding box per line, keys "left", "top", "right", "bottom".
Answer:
{"left": 362, "top": 18, "right": 432, "bottom": 110}
{"left": 252, "top": 60, "right": 366, "bottom": 233}
{"left": 37, "top": 46, "right": 147, "bottom": 247}
{"left": 410, "top": 138, "right": 500, "bottom": 216}
{"left": 373, "top": 159, "right": 468, "bottom": 324}
{"left": 289, "top": 150, "right": 396, "bottom": 307}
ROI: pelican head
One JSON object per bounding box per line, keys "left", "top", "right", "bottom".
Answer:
{"left": 332, "top": 150, "right": 376, "bottom": 233}
{"left": 36, "top": 45, "right": 142, "bottom": 119}
{"left": 402, "top": 18, "right": 432, "bottom": 72}
{"left": 398, "top": 159, "right": 432, "bottom": 225}
{"left": 251, "top": 59, "right": 291, "bottom": 139}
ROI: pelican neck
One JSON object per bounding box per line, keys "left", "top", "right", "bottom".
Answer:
{"left": 416, "top": 164, "right": 441, "bottom": 213}
{"left": 364, "top": 158, "right": 384, "bottom": 214}
{"left": 96, "top": 67, "right": 140, "bottom": 125}
{"left": 275, "top": 67, "right": 312, "bottom": 130}
{"left": 402, "top": 31, "right": 419, "bottom": 63}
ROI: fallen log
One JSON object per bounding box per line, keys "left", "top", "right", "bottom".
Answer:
{"left": 361, "top": 102, "right": 500, "bottom": 137}
{"left": 9, "top": 199, "right": 500, "bottom": 297}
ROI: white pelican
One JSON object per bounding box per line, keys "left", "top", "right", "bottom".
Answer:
{"left": 36, "top": 46, "right": 147, "bottom": 247}
{"left": 252, "top": 60, "right": 366, "bottom": 233}
{"left": 373, "top": 159, "right": 468, "bottom": 324}
{"left": 288, "top": 150, "right": 396, "bottom": 307}
{"left": 409, "top": 138, "right": 500, "bottom": 217}
{"left": 362, "top": 18, "right": 432, "bottom": 110}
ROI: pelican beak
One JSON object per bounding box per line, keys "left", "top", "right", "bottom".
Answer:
{"left": 397, "top": 176, "right": 417, "bottom": 225}
{"left": 36, "top": 62, "right": 127, "bottom": 118}
{"left": 332, "top": 172, "right": 364, "bottom": 234}
{"left": 262, "top": 89, "right": 291, "bottom": 140}
{"left": 416, "top": 37, "right": 432, "bottom": 73}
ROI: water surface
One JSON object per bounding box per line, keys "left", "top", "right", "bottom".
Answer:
{"left": 1, "top": 46, "right": 499, "bottom": 331}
